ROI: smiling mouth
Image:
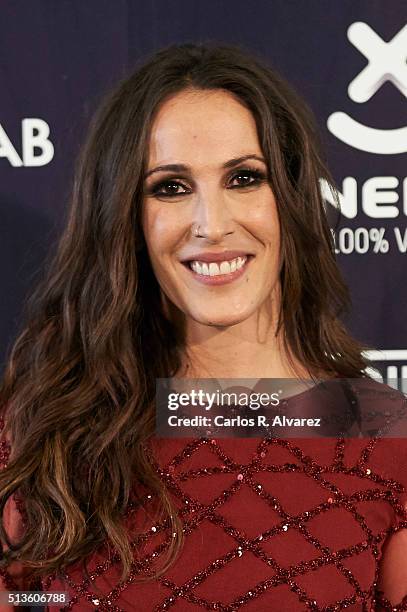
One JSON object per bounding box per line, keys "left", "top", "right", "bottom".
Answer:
{"left": 181, "top": 255, "right": 254, "bottom": 284}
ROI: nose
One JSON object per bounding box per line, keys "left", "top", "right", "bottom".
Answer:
{"left": 193, "top": 187, "right": 234, "bottom": 242}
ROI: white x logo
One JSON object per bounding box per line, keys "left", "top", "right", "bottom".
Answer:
{"left": 347, "top": 22, "right": 407, "bottom": 102}
{"left": 327, "top": 21, "right": 407, "bottom": 153}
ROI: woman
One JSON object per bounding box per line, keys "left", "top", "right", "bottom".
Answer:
{"left": 0, "top": 42, "right": 406, "bottom": 611}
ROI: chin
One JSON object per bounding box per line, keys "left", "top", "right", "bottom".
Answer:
{"left": 189, "top": 307, "right": 254, "bottom": 328}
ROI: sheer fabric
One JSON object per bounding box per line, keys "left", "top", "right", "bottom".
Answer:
{"left": 0, "top": 379, "right": 407, "bottom": 611}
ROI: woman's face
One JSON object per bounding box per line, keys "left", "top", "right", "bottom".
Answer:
{"left": 142, "top": 88, "right": 281, "bottom": 328}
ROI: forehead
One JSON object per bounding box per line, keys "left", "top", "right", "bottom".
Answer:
{"left": 146, "top": 89, "right": 262, "bottom": 167}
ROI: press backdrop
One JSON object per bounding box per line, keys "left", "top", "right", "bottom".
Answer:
{"left": 0, "top": 1, "right": 406, "bottom": 387}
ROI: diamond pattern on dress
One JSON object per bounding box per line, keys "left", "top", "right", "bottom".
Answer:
{"left": 42, "top": 437, "right": 407, "bottom": 610}
{"left": 1, "top": 410, "right": 407, "bottom": 611}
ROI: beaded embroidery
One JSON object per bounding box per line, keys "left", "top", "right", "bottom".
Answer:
{"left": 1, "top": 420, "right": 407, "bottom": 610}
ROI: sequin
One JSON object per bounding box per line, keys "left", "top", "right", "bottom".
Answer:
{"left": 1, "top": 411, "right": 407, "bottom": 611}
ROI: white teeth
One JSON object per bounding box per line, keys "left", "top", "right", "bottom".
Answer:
{"left": 190, "top": 256, "right": 248, "bottom": 276}
{"left": 219, "top": 261, "right": 231, "bottom": 274}
{"left": 193, "top": 261, "right": 203, "bottom": 274}
{"left": 209, "top": 263, "right": 219, "bottom": 276}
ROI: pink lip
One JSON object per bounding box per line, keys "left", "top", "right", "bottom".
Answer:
{"left": 181, "top": 250, "right": 253, "bottom": 264}
{"left": 183, "top": 255, "right": 253, "bottom": 286}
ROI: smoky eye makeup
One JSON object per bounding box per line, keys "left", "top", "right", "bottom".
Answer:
{"left": 144, "top": 166, "right": 268, "bottom": 199}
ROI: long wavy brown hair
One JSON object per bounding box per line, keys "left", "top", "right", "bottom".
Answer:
{"left": 0, "top": 42, "right": 374, "bottom": 585}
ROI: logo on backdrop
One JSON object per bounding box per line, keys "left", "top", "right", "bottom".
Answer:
{"left": 0, "top": 118, "right": 54, "bottom": 166}
{"left": 321, "top": 22, "right": 407, "bottom": 252}
{"left": 322, "top": 23, "right": 407, "bottom": 372}
{"left": 364, "top": 350, "right": 407, "bottom": 395}
{"left": 327, "top": 22, "right": 407, "bottom": 154}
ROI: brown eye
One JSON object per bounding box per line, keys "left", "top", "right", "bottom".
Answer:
{"left": 150, "top": 180, "right": 191, "bottom": 198}
{"left": 147, "top": 167, "right": 266, "bottom": 199}
{"left": 229, "top": 168, "right": 266, "bottom": 188}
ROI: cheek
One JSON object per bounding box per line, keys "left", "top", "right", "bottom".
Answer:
{"left": 142, "top": 204, "right": 190, "bottom": 285}
{"left": 244, "top": 197, "right": 280, "bottom": 246}
{"left": 143, "top": 205, "right": 176, "bottom": 258}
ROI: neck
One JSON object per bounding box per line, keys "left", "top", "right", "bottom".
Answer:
{"left": 174, "top": 298, "right": 310, "bottom": 380}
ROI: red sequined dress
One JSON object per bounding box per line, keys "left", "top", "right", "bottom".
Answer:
{"left": 1, "top": 377, "right": 407, "bottom": 611}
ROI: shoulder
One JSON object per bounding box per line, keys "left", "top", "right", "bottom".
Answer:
{"left": 346, "top": 375, "right": 406, "bottom": 405}
{"left": 346, "top": 376, "right": 407, "bottom": 437}
{"left": 341, "top": 380, "right": 407, "bottom": 606}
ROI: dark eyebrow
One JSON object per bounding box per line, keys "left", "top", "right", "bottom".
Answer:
{"left": 144, "top": 154, "right": 267, "bottom": 178}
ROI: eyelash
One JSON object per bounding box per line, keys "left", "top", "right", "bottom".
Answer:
{"left": 148, "top": 168, "right": 267, "bottom": 198}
